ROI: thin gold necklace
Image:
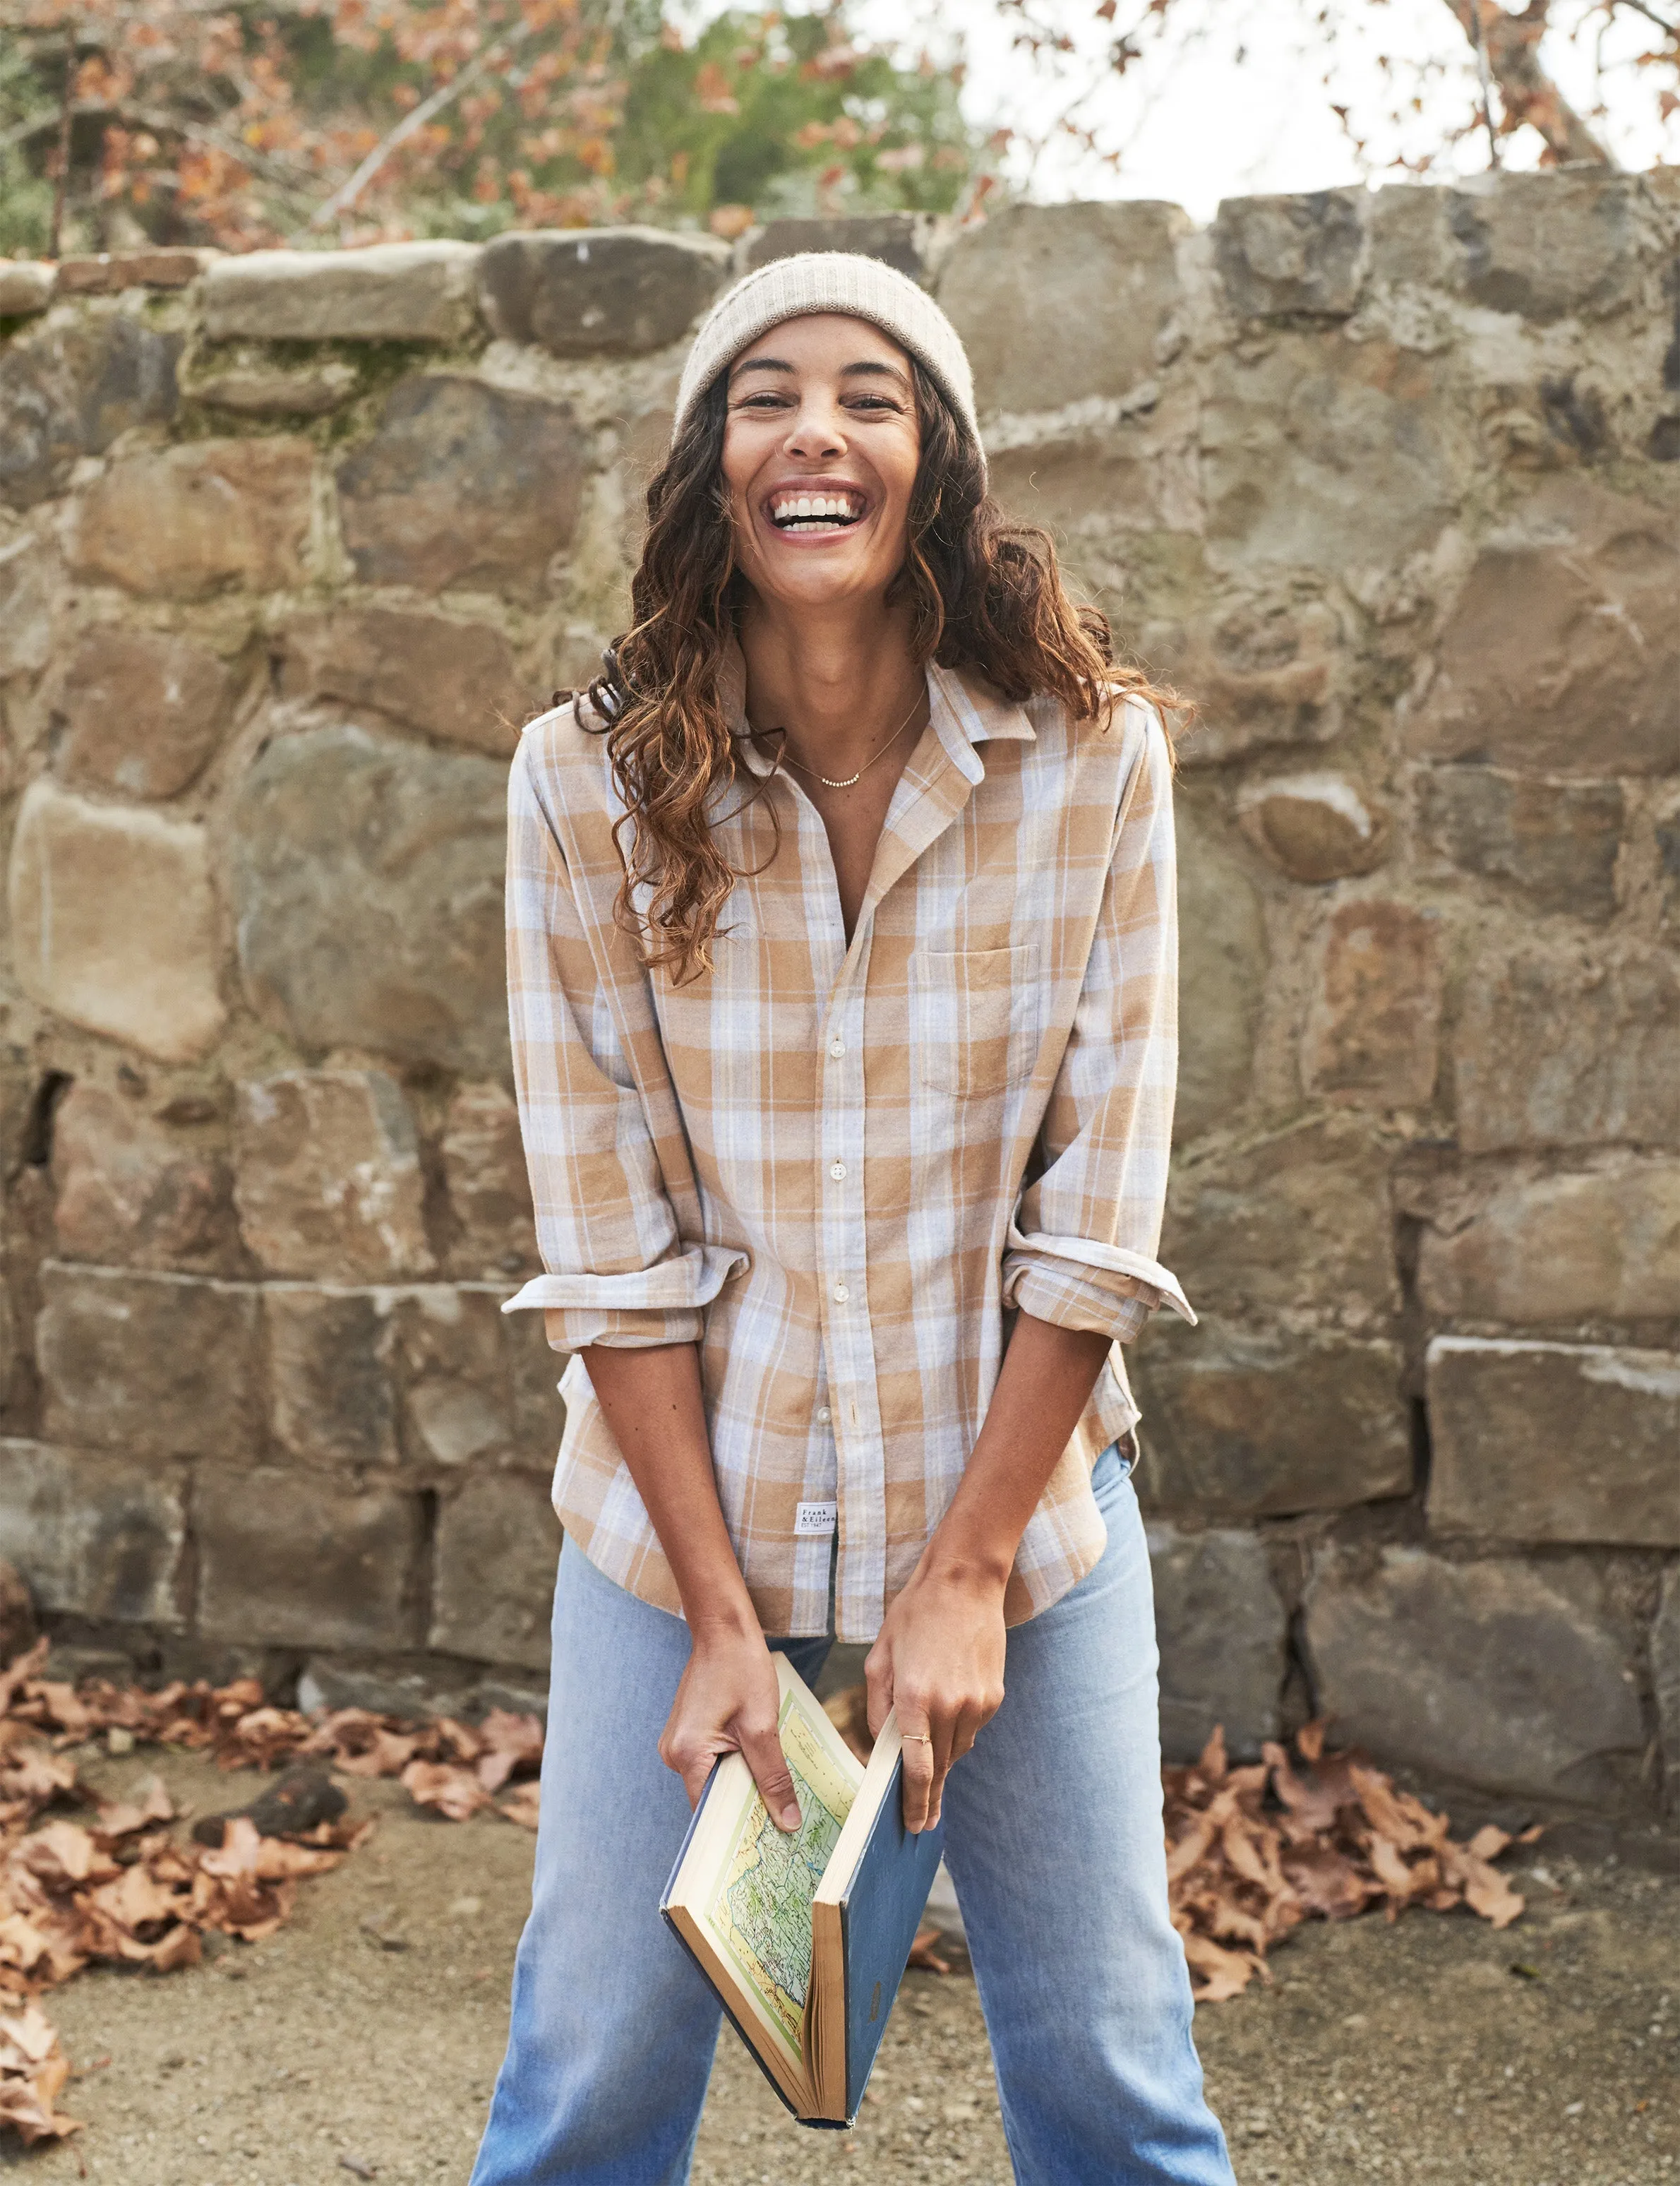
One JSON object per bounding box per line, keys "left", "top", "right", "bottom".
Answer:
{"left": 770, "top": 691, "right": 925, "bottom": 792}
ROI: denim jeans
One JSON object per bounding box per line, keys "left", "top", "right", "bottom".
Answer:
{"left": 469, "top": 1446, "right": 1235, "bottom": 2185}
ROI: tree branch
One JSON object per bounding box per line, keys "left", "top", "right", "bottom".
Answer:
{"left": 48, "top": 30, "right": 75, "bottom": 258}
{"left": 1466, "top": 0, "right": 1503, "bottom": 164}
{"left": 2, "top": 93, "right": 316, "bottom": 189}
{"left": 1605, "top": 0, "right": 1680, "bottom": 39}
{"left": 301, "top": 20, "right": 534, "bottom": 233}
{"left": 120, "top": 101, "right": 319, "bottom": 191}
{"left": 1441, "top": 0, "right": 1616, "bottom": 165}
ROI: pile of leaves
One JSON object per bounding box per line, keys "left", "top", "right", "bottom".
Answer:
{"left": 824, "top": 1686, "right": 1534, "bottom": 2002}
{"left": 1164, "top": 1721, "right": 1532, "bottom": 2003}
{"left": 0, "top": 1639, "right": 544, "bottom": 2145}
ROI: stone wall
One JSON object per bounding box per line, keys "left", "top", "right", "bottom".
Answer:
{"left": 0, "top": 183, "right": 1675, "bottom": 1803}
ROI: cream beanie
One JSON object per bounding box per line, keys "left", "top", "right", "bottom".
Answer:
{"left": 672, "top": 251, "right": 983, "bottom": 467}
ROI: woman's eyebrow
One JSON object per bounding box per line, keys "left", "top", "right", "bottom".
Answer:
{"left": 729, "top": 354, "right": 795, "bottom": 381}
{"left": 841, "top": 360, "right": 911, "bottom": 392}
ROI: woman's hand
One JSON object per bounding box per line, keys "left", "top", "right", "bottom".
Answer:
{"left": 864, "top": 1559, "right": 1007, "bottom": 1834}
{"left": 659, "top": 1620, "right": 803, "bottom": 1832}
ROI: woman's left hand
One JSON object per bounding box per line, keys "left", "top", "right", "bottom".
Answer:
{"left": 864, "top": 1558, "right": 1007, "bottom": 1834}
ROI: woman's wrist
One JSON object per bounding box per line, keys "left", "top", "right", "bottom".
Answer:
{"left": 685, "top": 1588, "right": 764, "bottom": 1647}
{"left": 916, "top": 1521, "right": 1014, "bottom": 1599}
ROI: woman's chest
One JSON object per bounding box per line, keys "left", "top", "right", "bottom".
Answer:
{"left": 645, "top": 774, "right": 1114, "bottom": 1129}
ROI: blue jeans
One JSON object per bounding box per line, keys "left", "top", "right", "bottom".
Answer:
{"left": 470, "top": 1447, "right": 1235, "bottom": 2185}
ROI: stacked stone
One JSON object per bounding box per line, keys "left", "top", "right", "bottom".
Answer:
{"left": 0, "top": 186, "right": 1674, "bottom": 1800}
{"left": 0, "top": 229, "right": 744, "bottom": 1707}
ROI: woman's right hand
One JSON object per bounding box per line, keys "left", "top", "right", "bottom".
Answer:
{"left": 659, "top": 1621, "right": 803, "bottom": 1832}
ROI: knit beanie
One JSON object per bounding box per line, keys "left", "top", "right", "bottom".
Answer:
{"left": 672, "top": 251, "right": 983, "bottom": 470}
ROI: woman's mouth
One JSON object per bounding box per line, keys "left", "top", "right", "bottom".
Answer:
{"left": 768, "top": 491, "right": 863, "bottom": 534}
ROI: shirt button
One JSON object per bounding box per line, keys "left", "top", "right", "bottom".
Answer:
{"left": 833, "top": 1282, "right": 848, "bottom": 1303}
{"left": 829, "top": 1038, "right": 846, "bottom": 1059}
{"left": 829, "top": 1161, "right": 847, "bottom": 1181}
{"left": 817, "top": 1406, "right": 832, "bottom": 1424}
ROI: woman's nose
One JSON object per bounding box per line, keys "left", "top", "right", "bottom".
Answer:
{"left": 784, "top": 402, "right": 846, "bottom": 459}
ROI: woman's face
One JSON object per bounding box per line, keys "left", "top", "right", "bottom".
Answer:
{"left": 720, "top": 311, "right": 922, "bottom": 617}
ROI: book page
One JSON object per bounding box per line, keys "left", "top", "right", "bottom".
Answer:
{"left": 702, "top": 1685, "right": 862, "bottom": 2057}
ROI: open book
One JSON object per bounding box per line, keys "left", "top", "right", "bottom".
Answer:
{"left": 660, "top": 1655, "right": 946, "bottom": 2127}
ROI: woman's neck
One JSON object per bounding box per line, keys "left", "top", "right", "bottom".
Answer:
{"left": 738, "top": 593, "right": 923, "bottom": 768}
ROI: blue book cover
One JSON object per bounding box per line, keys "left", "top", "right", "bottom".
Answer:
{"left": 822, "top": 1743, "right": 947, "bottom": 2121}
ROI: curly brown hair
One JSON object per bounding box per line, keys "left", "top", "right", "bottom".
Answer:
{"left": 585, "top": 354, "right": 1168, "bottom": 984}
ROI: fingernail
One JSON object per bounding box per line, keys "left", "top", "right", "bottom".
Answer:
{"left": 782, "top": 1805, "right": 800, "bottom": 1829}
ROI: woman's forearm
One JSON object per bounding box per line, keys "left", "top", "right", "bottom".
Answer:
{"left": 584, "top": 1340, "right": 800, "bottom": 1827}
{"left": 923, "top": 1313, "right": 1115, "bottom": 1587}
{"left": 580, "top": 1342, "right": 758, "bottom": 1637}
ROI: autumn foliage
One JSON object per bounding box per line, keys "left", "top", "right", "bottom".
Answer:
{"left": 1163, "top": 1719, "right": 1530, "bottom": 2004}
{"left": 822, "top": 1683, "right": 1531, "bottom": 2007}
{"left": 0, "top": 1637, "right": 543, "bottom": 2144}
{"left": 0, "top": 1, "right": 978, "bottom": 259}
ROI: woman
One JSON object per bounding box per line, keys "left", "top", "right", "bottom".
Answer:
{"left": 474, "top": 252, "right": 1235, "bottom": 2185}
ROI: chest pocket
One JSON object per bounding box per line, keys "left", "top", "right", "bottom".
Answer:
{"left": 912, "top": 945, "right": 1036, "bottom": 1097}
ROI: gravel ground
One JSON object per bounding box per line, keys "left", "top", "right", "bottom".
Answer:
{"left": 6, "top": 1748, "right": 1676, "bottom": 2185}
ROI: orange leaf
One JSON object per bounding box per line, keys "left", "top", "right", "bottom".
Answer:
{"left": 401, "top": 1760, "right": 491, "bottom": 1822}
{"left": 1181, "top": 1931, "right": 1263, "bottom": 2002}
{"left": 497, "top": 1782, "right": 541, "bottom": 1831}
{"left": 18, "top": 1825, "right": 104, "bottom": 1892}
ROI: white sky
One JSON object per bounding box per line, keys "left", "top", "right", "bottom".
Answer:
{"left": 685, "top": 0, "right": 1679, "bottom": 223}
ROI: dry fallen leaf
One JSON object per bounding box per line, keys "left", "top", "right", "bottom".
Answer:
{"left": 497, "top": 1782, "right": 541, "bottom": 1832}
{"left": 0, "top": 2002, "right": 80, "bottom": 2143}
{"left": 474, "top": 1710, "right": 544, "bottom": 1793}
{"left": 400, "top": 1761, "right": 491, "bottom": 1823}
{"left": 906, "top": 1925, "right": 951, "bottom": 1974}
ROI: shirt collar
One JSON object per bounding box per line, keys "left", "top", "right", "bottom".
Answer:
{"left": 928, "top": 661, "right": 1036, "bottom": 784}
{"left": 724, "top": 641, "right": 1037, "bottom": 786}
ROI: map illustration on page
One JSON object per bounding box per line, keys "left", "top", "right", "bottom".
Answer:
{"left": 708, "top": 1701, "right": 858, "bottom": 2049}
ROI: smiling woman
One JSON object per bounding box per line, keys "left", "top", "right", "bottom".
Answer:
{"left": 470, "top": 251, "right": 1237, "bottom": 2186}
{"left": 587, "top": 258, "right": 1138, "bottom": 981}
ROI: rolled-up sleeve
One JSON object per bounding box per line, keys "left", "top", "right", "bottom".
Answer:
{"left": 499, "top": 734, "right": 744, "bottom": 1351}
{"left": 1002, "top": 703, "right": 1196, "bottom": 1344}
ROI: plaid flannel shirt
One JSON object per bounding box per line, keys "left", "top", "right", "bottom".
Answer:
{"left": 501, "top": 659, "right": 1194, "bottom": 1641}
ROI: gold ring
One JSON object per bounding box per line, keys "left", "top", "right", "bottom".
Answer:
{"left": 904, "top": 1732, "right": 933, "bottom": 1745}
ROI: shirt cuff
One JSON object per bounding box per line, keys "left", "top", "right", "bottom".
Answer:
{"left": 1002, "top": 1229, "right": 1196, "bottom": 1340}
{"left": 501, "top": 1246, "right": 748, "bottom": 1351}
{"left": 543, "top": 1306, "right": 704, "bottom": 1351}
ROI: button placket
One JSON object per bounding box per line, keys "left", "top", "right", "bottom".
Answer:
{"left": 790, "top": 1356, "right": 839, "bottom": 1627}
{"left": 816, "top": 963, "right": 889, "bottom": 1640}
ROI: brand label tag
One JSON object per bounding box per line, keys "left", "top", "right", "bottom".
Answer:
{"left": 794, "top": 1500, "right": 838, "bottom": 1537}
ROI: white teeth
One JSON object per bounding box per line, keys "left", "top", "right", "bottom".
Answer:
{"left": 772, "top": 491, "right": 860, "bottom": 525}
